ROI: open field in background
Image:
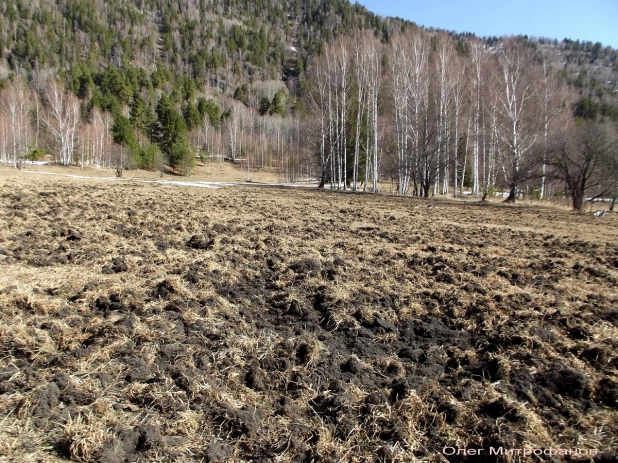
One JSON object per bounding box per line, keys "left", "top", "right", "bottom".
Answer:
{"left": 1, "top": 162, "right": 608, "bottom": 213}
{"left": 0, "top": 168, "right": 617, "bottom": 462}
{"left": 0, "top": 161, "right": 284, "bottom": 185}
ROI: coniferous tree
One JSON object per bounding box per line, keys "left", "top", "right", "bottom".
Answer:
{"left": 270, "top": 89, "right": 286, "bottom": 116}
{"left": 258, "top": 97, "right": 271, "bottom": 116}
{"left": 112, "top": 114, "right": 138, "bottom": 156}
{"left": 182, "top": 101, "right": 201, "bottom": 130}
{"left": 197, "top": 98, "right": 221, "bottom": 128}
{"left": 155, "top": 94, "right": 194, "bottom": 174}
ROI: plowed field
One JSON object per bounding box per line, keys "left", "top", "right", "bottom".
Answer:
{"left": 1, "top": 171, "right": 617, "bottom": 462}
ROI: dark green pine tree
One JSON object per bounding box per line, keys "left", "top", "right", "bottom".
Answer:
{"left": 130, "top": 95, "right": 148, "bottom": 131}
{"left": 269, "top": 89, "right": 286, "bottom": 116}
{"left": 234, "top": 84, "right": 249, "bottom": 104}
{"left": 112, "top": 114, "right": 138, "bottom": 155}
{"left": 144, "top": 104, "right": 158, "bottom": 142}
{"left": 155, "top": 94, "right": 194, "bottom": 174}
{"left": 182, "top": 101, "right": 202, "bottom": 130}
{"left": 197, "top": 97, "right": 221, "bottom": 128}
{"left": 258, "top": 96, "right": 271, "bottom": 116}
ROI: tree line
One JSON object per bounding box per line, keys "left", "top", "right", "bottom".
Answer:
{"left": 0, "top": 72, "right": 310, "bottom": 182}
{"left": 1, "top": 32, "right": 617, "bottom": 210}
{"left": 305, "top": 33, "right": 618, "bottom": 210}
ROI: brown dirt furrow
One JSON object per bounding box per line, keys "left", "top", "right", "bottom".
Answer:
{"left": 0, "top": 172, "right": 617, "bottom": 462}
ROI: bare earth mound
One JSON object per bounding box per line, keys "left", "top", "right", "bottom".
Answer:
{"left": 0, "top": 172, "right": 617, "bottom": 462}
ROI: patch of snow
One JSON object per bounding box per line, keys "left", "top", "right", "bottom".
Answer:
{"left": 11, "top": 169, "right": 328, "bottom": 192}
{"left": 24, "top": 170, "right": 120, "bottom": 181}
{"left": 18, "top": 170, "right": 233, "bottom": 189}
{"left": 147, "top": 179, "right": 236, "bottom": 189}
{"left": 0, "top": 160, "right": 50, "bottom": 165}
{"left": 281, "top": 183, "right": 318, "bottom": 188}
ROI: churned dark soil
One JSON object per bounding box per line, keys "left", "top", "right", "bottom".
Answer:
{"left": 0, "top": 171, "right": 617, "bottom": 462}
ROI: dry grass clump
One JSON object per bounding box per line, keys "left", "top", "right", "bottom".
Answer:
{"left": 1, "top": 170, "right": 617, "bottom": 462}
{"left": 61, "top": 411, "right": 112, "bottom": 462}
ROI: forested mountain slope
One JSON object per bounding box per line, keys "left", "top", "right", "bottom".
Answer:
{"left": 2, "top": 0, "right": 615, "bottom": 103}
{"left": 0, "top": 0, "right": 386, "bottom": 95}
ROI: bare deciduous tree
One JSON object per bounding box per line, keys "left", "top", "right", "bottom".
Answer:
{"left": 42, "top": 80, "right": 80, "bottom": 166}
{"left": 605, "top": 144, "right": 618, "bottom": 211}
{"left": 547, "top": 121, "right": 614, "bottom": 211}
{"left": 1, "top": 78, "right": 32, "bottom": 168}
{"left": 110, "top": 143, "right": 130, "bottom": 178}
{"left": 352, "top": 32, "right": 369, "bottom": 191}
{"left": 539, "top": 59, "right": 569, "bottom": 200}
{"left": 451, "top": 60, "right": 467, "bottom": 197}
{"left": 434, "top": 35, "right": 454, "bottom": 195}
{"left": 365, "top": 35, "right": 382, "bottom": 192}
{"left": 470, "top": 42, "right": 487, "bottom": 197}
{"left": 225, "top": 111, "right": 240, "bottom": 161}
{"left": 497, "top": 41, "right": 539, "bottom": 202}
{"left": 390, "top": 34, "right": 413, "bottom": 194}
{"left": 306, "top": 56, "right": 330, "bottom": 188}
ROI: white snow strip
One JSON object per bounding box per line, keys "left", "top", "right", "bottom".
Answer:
{"left": 17, "top": 170, "right": 234, "bottom": 189}
{"left": 281, "top": 183, "right": 319, "bottom": 188}
{"left": 0, "top": 160, "right": 50, "bottom": 165}
{"left": 20, "top": 170, "right": 120, "bottom": 181}
{"left": 14, "top": 169, "right": 327, "bottom": 191}
{"left": 144, "top": 179, "right": 237, "bottom": 189}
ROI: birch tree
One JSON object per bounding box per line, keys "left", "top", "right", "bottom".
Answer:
{"left": 1, "top": 78, "right": 32, "bottom": 168}
{"left": 539, "top": 59, "right": 569, "bottom": 199}
{"left": 410, "top": 35, "right": 432, "bottom": 197}
{"left": 390, "top": 34, "right": 413, "bottom": 194}
{"left": 470, "top": 43, "right": 486, "bottom": 196}
{"left": 306, "top": 58, "right": 330, "bottom": 188}
{"left": 81, "top": 106, "right": 111, "bottom": 168}
{"left": 451, "top": 61, "right": 467, "bottom": 197}
{"left": 497, "top": 41, "right": 539, "bottom": 203}
{"left": 225, "top": 112, "right": 240, "bottom": 161}
{"left": 365, "top": 35, "right": 382, "bottom": 192}
{"left": 390, "top": 33, "right": 429, "bottom": 196}
{"left": 337, "top": 38, "right": 350, "bottom": 190}
{"left": 42, "top": 80, "right": 80, "bottom": 166}
{"left": 434, "top": 35, "right": 454, "bottom": 195}
{"left": 352, "top": 32, "right": 370, "bottom": 191}
{"left": 482, "top": 63, "right": 502, "bottom": 198}
{"left": 323, "top": 38, "right": 351, "bottom": 189}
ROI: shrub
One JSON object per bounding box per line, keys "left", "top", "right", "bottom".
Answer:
{"left": 25, "top": 148, "right": 46, "bottom": 162}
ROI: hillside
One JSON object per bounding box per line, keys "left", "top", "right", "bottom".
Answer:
{"left": 0, "top": 0, "right": 387, "bottom": 98}
{"left": 1, "top": 0, "right": 616, "bottom": 106}
{"left": 464, "top": 34, "right": 618, "bottom": 101}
